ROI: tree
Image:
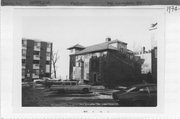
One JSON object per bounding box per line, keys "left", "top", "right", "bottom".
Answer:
{"left": 52, "top": 50, "right": 60, "bottom": 78}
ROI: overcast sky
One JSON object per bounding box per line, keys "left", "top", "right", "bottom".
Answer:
{"left": 22, "top": 8, "right": 163, "bottom": 79}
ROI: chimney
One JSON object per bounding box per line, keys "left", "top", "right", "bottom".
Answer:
{"left": 106, "top": 37, "right": 111, "bottom": 42}
{"left": 143, "top": 46, "right": 145, "bottom": 53}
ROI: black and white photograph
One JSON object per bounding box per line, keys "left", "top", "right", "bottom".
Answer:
{"left": 1, "top": 0, "right": 180, "bottom": 117}
{"left": 20, "top": 8, "right": 164, "bottom": 107}
{"left": 1, "top": 4, "right": 180, "bottom": 118}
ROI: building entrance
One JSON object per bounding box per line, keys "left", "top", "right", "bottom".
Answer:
{"left": 93, "top": 73, "right": 97, "bottom": 83}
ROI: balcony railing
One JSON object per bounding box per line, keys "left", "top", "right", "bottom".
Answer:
{"left": 45, "top": 65, "right": 50, "bottom": 73}
{"left": 46, "top": 56, "right": 50, "bottom": 61}
{"left": 34, "top": 46, "right": 41, "bottom": 51}
{"left": 22, "top": 53, "right": 26, "bottom": 56}
{"left": 47, "top": 47, "right": 51, "bottom": 52}
{"left": 22, "top": 75, "right": 25, "bottom": 79}
{"left": 32, "top": 74, "right": 39, "bottom": 78}
{"left": 22, "top": 63, "right": 26, "bottom": 68}
{"left": 22, "top": 44, "right": 27, "bottom": 49}
{"left": 33, "top": 64, "right": 40, "bottom": 69}
{"left": 22, "top": 56, "right": 26, "bottom": 59}
{"left": 33, "top": 55, "right": 40, "bottom": 60}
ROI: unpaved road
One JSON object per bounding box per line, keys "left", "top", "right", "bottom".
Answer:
{"left": 22, "top": 86, "right": 119, "bottom": 107}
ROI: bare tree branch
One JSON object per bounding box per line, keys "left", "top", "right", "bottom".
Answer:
{"left": 51, "top": 50, "right": 60, "bottom": 78}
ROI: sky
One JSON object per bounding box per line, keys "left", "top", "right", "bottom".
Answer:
{"left": 22, "top": 8, "right": 163, "bottom": 79}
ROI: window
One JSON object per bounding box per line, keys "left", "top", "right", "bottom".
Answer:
{"left": 22, "top": 49, "right": 26, "bottom": 56}
{"left": 33, "top": 60, "right": 39, "bottom": 64}
{"left": 33, "top": 69, "right": 39, "bottom": 75}
{"left": 34, "top": 42, "right": 40, "bottom": 47}
{"left": 85, "top": 62, "right": 88, "bottom": 68}
{"left": 110, "top": 43, "right": 117, "bottom": 48}
{"left": 76, "top": 62, "right": 79, "bottom": 67}
{"left": 47, "top": 43, "right": 51, "bottom": 48}
{"left": 46, "top": 61, "right": 50, "bottom": 64}
{"left": 46, "top": 52, "right": 50, "bottom": 57}
{"left": 22, "top": 59, "right": 26, "bottom": 63}
{"left": 35, "top": 55, "right": 40, "bottom": 58}
{"left": 22, "top": 40, "right": 27, "bottom": 46}
{"left": 34, "top": 51, "right": 40, "bottom": 55}
{"left": 46, "top": 65, "right": 50, "bottom": 73}
{"left": 22, "top": 69, "right": 25, "bottom": 75}
{"left": 93, "top": 73, "right": 97, "bottom": 82}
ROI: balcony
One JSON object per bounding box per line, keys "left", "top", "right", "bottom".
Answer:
{"left": 22, "top": 63, "right": 26, "bottom": 69}
{"left": 45, "top": 65, "right": 50, "bottom": 73}
{"left": 22, "top": 44, "right": 27, "bottom": 49}
{"left": 46, "top": 56, "right": 50, "bottom": 61}
{"left": 22, "top": 75, "right": 25, "bottom": 79}
{"left": 33, "top": 55, "right": 40, "bottom": 60}
{"left": 32, "top": 74, "right": 39, "bottom": 78}
{"left": 22, "top": 50, "right": 26, "bottom": 59}
{"left": 47, "top": 47, "right": 51, "bottom": 52}
{"left": 33, "top": 64, "right": 40, "bottom": 69}
{"left": 22, "top": 55, "right": 26, "bottom": 59}
{"left": 22, "top": 68, "right": 25, "bottom": 78}
{"left": 34, "top": 46, "right": 41, "bottom": 51}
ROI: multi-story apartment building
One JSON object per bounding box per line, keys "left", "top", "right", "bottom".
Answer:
{"left": 133, "top": 46, "right": 157, "bottom": 83}
{"left": 22, "top": 38, "right": 53, "bottom": 81}
{"left": 68, "top": 38, "right": 143, "bottom": 87}
{"left": 134, "top": 47, "right": 152, "bottom": 74}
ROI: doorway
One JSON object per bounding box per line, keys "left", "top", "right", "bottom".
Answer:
{"left": 93, "top": 73, "right": 97, "bottom": 83}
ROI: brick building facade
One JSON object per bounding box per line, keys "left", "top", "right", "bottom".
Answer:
{"left": 68, "top": 39, "right": 143, "bottom": 87}
{"left": 22, "top": 38, "right": 53, "bottom": 81}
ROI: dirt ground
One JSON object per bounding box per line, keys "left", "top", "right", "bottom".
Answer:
{"left": 22, "top": 85, "right": 119, "bottom": 107}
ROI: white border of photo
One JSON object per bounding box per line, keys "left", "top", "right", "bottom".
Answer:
{"left": 1, "top": 6, "right": 174, "bottom": 118}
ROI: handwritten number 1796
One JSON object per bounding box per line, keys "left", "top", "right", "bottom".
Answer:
{"left": 167, "top": 6, "right": 180, "bottom": 13}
